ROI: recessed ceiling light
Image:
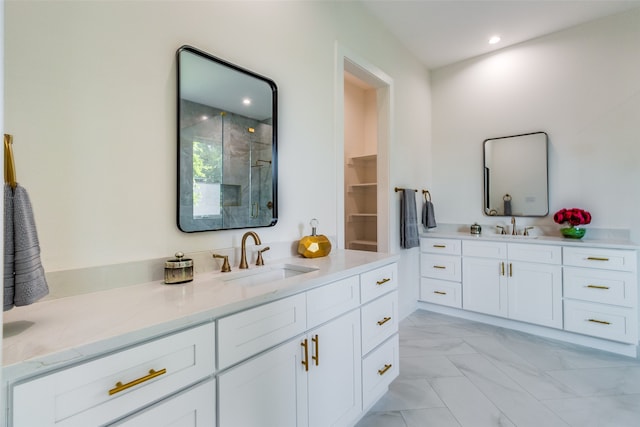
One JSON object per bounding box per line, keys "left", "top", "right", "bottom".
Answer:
{"left": 489, "top": 35, "right": 501, "bottom": 45}
{"left": 242, "top": 98, "right": 252, "bottom": 106}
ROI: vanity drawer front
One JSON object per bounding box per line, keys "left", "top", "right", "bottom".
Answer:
{"left": 110, "top": 378, "right": 216, "bottom": 426}
{"left": 420, "top": 238, "right": 461, "bottom": 255}
{"left": 218, "top": 293, "right": 307, "bottom": 369}
{"left": 12, "top": 322, "right": 215, "bottom": 427}
{"left": 564, "top": 267, "right": 637, "bottom": 308}
{"left": 563, "top": 247, "right": 637, "bottom": 272}
{"left": 362, "top": 334, "right": 399, "bottom": 410}
{"left": 361, "top": 291, "right": 398, "bottom": 355}
{"left": 421, "top": 254, "right": 461, "bottom": 282}
{"left": 507, "top": 243, "right": 561, "bottom": 265}
{"left": 361, "top": 263, "right": 398, "bottom": 304}
{"left": 420, "top": 278, "right": 462, "bottom": 308}
{"left": 306, "top": 275, "right": 359, "bottom": 329}
{"left": 564, "top": 300, "right": 638, "bottom": 343}
{"left": 463, "top": 240, "right": 507, "bottom": 259}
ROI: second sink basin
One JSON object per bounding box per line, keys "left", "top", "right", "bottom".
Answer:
{"left": 219, "top": 264, "right": 319, "bottom": 286}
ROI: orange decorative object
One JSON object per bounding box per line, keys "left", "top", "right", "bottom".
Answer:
{"left": 298, "top": 219, "right": 332, "bottom": 258}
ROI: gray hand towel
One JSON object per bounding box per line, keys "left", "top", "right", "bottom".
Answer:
{"left": 400, "top": 189, "right": 420, "bottom": 249}
{"left": 4, "top": 184, "right": 15, "bottom": 311}
{"left": 422, "top": 200, "right": 437, "bottom": 229}
{"left": 3, "top": 184, "right": 49, "bottom": 310}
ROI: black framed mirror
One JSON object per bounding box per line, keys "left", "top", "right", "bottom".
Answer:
{"left": 177, "top": 45, "right": 278, "bottom": 232}
{"left": 483, "top": 131, "right": 548, "bottom": 217}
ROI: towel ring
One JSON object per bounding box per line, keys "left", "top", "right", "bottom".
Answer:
{"left": 422, "top": 190, "right": 431, "bottom": 202}
{"left": 503, "top": 193, "right": 511, "bottom": 201}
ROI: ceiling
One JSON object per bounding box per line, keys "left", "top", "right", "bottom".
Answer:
{"left": 359, "top": 0, "right": 640, "bottom": 69}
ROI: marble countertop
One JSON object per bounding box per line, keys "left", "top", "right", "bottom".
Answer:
{"left": 2, "top": 250, "right": 399, "bottom": 382}
{"left": 420, "top": 230, "right": 639, "bottom": 250}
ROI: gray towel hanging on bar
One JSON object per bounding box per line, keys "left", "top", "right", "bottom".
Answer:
{"left": 399, "top": 188, "right": 420, "bottom": 249}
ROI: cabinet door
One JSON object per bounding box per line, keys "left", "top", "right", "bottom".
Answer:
{"left": 109, "top": 379, "right": 215, "bottom": 426}
{"left": 218, "top": 339, "right": 307, "bottom": 427}
{"left": 308, "top": 310, "right": 362, "bottom": 427}
{"left": 508, "top": 262, "right": 562, "bottom": 328}
{"left": 462, "top": 257, "right": 508, "bottom": 317}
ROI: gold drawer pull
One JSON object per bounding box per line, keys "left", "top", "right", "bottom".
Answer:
{"left": 587, "top": 284, "right": 610, "bottom": 290}
{"left": 312, "top": 334, "right": 319, "bottom": 367}
{"left": 433, "top": 265, "right": 446, "bottom": 269}
{"left": 433, "top": 291, "right": 447, "bottom": 295}
{"left": 588, "top": 319, "right": 611, "bottom": 325}
{"left": 433, "top": 244, "right": 446, "bottom": 248}
{"left": 587, "top": 257, "right": 609, "bottom": 261}
{"left": 109, "top": 368, "right": 167, "bottom": 396}
{"left": 378, "top": 364, "right": 393, "bottom": 376}
{"left": 377, "top": 316, "right": 392, "bottom": 326}
{"left": 501, "top": 262, "right": 505, "bottom": 276}
{"left": 376, "top": 278, "right": 391, "bottom": 285}
{"left": 301, "top": 339, "right": 309, "bottom": 371}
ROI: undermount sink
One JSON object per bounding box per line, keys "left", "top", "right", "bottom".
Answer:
{"left": 219, "top": 264, "right": 319, "bottom": 286}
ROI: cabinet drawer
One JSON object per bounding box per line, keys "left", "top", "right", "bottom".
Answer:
{"left": 463, "top": 240, "right": 507, "bottom": 259}
{"left": 110, "top": 379, "right": 216, "bottom": 426}
{"left": 507, "top": 243, "right": 561, "bottom": 265}
{"left": 362, "top": 334, "right": 399, "bottom": 410}
{"left": 361, "top": 263, "right": 398, "bottom": 304}
{"left": 563, "top": 247, "right": 637, "bottom": 272}
{"left": 306, "top": 275, "right": 359, "bottom": 329}
{"left": 420, "top": 278, "right": 462, "bottom": 308}
{"left": 218, "top": 293, "right": 307, "bottom": 369}
{"left": 421, "top": 253, "right": 461, "bottom": 282}
{"left": 564, "top": 300, "right": 638, "bottom": 343}
{"left": 361, "top": 291, "right": 398, "bottom": 355}
{"left": 564, "top": 267, "right": 637, "bottom": 308}
{"left": 12, "top": 322, "right": 215, "bottom": 427}
{"left": 420, "top": 238, "right": 461, "bottom": 255}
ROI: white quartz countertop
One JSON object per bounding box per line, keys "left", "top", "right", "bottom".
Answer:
{"left": 2, "top": 250, "right": 399, "bottom": 382}
{"left": 420, "top": 230, "right": 639, "bottom": 250}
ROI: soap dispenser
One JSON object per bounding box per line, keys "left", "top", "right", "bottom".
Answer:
{"left": 298, "top": 218, "right": 332, "bottom": 258}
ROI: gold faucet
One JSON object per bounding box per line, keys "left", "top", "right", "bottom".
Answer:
{"left": 511, "top": 217, "right": 517, "bottom": 235}
{"left": 239, "top": 231, "right": 262, "bottom": 269}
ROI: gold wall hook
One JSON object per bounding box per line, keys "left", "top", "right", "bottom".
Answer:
{"left": 4, "top": 134, "right": 17, "bottom": 189}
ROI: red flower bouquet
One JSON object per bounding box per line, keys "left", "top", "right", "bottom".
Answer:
{"left": 553, "top": 208, "right": 591, "bottom": 238}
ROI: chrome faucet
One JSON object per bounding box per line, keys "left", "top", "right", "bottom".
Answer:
{"left": 239, "top": 231, "right": 262, "bottom": 269}
{"left": 511, "top": 217, "right": 517, "bottom": 235}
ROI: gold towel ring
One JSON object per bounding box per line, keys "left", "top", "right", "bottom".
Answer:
{"left": 4, "top": 134, "right": 17, "bottom": 189}
{"left": 422, "top": 190, "right": 431, "bottom": 202}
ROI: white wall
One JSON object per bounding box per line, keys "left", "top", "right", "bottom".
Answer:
{"left": 431, "top": 8, "right": 640, "bottom": 243}
{"left": 5, "top": 1, "right": 430, "bottom": 315}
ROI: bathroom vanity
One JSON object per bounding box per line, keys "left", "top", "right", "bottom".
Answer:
{"left": 420, "top": 232, "right": 639, "bottom": 357}
{"left": 3, "top": 251, "right": 399, "bottom": 427}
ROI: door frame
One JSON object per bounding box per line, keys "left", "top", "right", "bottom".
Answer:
{"left": 334, "top": 42, "right": 393, "bottom": 253}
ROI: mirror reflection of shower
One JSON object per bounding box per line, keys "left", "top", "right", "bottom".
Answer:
{"left": 249, "top": 131, "right": 273, "bottom": 222}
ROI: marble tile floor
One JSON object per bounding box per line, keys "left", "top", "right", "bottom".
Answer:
{"left": 356, "top": 310, "right": 640, "bottom": 427}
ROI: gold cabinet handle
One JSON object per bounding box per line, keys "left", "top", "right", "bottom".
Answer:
{"left": 377, "top": 316, "right": 392, "bottom": 326}
{"left": 311, "top": 334, "right": 319, "bottom": 366}
{"left": 588, "top": 319, "right": 611, "bottom": 325}
{"left": 433, "top": 265, "right": 446, "bottom": 269}
{"left": 378, "top": 364, "right": 392, "bottom": 376}
{"left": 433, "top": 244, "right": 446, "bottom": 248}
{"left": 108, "top": 368, "right": 167, "bottom": 396}
{"left": 587, "top": 257, "right": 609, "bottom": 261}
{"left": 376, "top": 278, "right": 391, "bottom": 285}
{"left": 509, "top": 263, "right": 513, "bottom": 277}
{"left": 587, "top": 284, "right": 610, "bottom": 290}
{"left": 433, "top": 291, "right": 447, "bottom": 295}
{"left": 301, "top": 339, "right": 309, "bottom": 372}
{"left": 501, "top": 262, "right": 505, "bottom": 276}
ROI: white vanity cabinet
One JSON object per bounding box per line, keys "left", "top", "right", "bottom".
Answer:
{"left": 217, "top": 275, "right": 364, "bottom": 427}
{"left": 11, "top": 322, "right": 216, "bottom": 427}
{"left": 360, "top": 263, "right": 399, "bottom": 411}
{"left": 462, "top": 241, "right": 563, "bottom": 328}
{"left": 419, "top": 237, "right": 463, "bottom": 308}
{"left": 563, "top": 247, "right": 638, "bottom": 343}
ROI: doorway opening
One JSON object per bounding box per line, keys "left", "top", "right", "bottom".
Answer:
{"left": 335, "top": 45, "right": 392, "bottom": 253}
